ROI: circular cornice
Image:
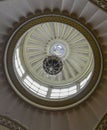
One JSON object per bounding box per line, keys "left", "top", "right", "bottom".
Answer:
{"left": 4, "top": 10, "right": 103, "bottom": 110}
{"left": 0, "top": 115, "right": 28, "bottom": 130}
{"left": 21, "top": 21, "right": 94, "bottom": 87}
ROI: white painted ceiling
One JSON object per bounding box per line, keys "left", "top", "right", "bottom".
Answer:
{"left": 0, "top": 0, "right": 107, "bottom": 130}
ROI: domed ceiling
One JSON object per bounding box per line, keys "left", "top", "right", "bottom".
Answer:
{"left": 0, "top": 0, "right": 107, "bottom": 130}
{"left": 4, "top": 11, "right": 102, "bottom": 110}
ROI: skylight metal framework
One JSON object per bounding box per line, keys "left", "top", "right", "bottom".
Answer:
{"left": 14, "top": 48, "right": 92, "bottom": 100}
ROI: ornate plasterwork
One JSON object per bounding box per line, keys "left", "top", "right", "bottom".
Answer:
{"left": 90, "top": 0, "right": 107, "bottom": 12}
{"left": 0, "top": 115, "right": 27, "bottom": 130}
{"left": 4, "top": 10, "right": 103, "bottom": 110}
{"left": 0, "top": 125, "right": 12, "bottom": 130}
{"left": 95, "top": 113, "right": 107, "bottom": 130}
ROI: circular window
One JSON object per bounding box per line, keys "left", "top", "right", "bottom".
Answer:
{"left": 4, "top": 13, "right": 103, "bottom": 110}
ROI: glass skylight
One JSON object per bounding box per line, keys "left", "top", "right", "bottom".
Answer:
{"left": 14, "top": 47, "right": 93, "bottom": 100}
{"left": 23, "top": 75, "right": 48, "bottom": 97}
{"left": 14, "top": 49, "right": 25, "bottom": 77}
{"left": 50, "top": 86, "right": 77, "bottom": 99}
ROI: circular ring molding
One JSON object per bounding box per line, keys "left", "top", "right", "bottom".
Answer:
{"left": 4, "top": 12, "right": 103, "bottom": 110}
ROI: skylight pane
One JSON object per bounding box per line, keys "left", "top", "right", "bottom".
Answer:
{"left": 52, "top": 89, "right": 60, "bottom": 93}
{"left": 37, "top": 92, "right": 46, "bottom": 97}
{"left": 16, "top": 48, "right": 19, "bottom": 57}
{"left": 20, "top": 66, "right": 25, "bottom": 74}
{"left": 40, "top": 86, "right": 48, "bottom": 91}
{"left": 26, "top": 76, "right": 33, "bottom": 83}
{"left": 69, "top": 89, "right": 77, "bottom": 95}
{"left": 86, "top": 72, "right": 92, "bottom": 80}
{"left": 51, "top": 93, "right": 59, "bottom": 97}
{"left": 50, "top": 96, "right": 59, "bottom": 99}
{"left": 69, "top": 86, "right": 77, "bottom": 91}
{"left": 17, "top": 56, "right": 21, "bottom": 66}
{"left": 15, "top": 59, "right": 18, "bottom": 68}
{"left": 30, "top": 84, "right": 39, "bottom": 92}
{"left": 80, "top": 79, "right": 87, "bottom": 87}
{"left": 30, "top": 88, "right": 38, "bottom": 94}
{"left": 59, "top": 95, "right": 68, "bottom": 98}
{"left": 60, "top": 88, "right": 68, "bottom": 92}
{"left": 80, "top": 84, "right": 85, "bottom": 89}
{"left": 38, "top": 89, "right": 47, "bottom": 95}
{"left": 33, "top": 82, "right": 40, "bottom": 88}
{"left": 60, "top": 92, "right": 68, "bottom": 96}
{"left": 24, "top": 79, "right": 31, "bottom": 86}
{"left": 16, "top": 68, "right": 23, "bottom": 77}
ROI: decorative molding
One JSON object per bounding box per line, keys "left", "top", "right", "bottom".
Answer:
{"left": 0, "top": 115, "right": 28, "bottom": 130}
{"left": 4, "top": 10, "right": 103, "bottom": 110}
{"left": 90, "top": 0, "right": 107, "bottom": 12}
{"left": 95, "top": 113, "right": 107, "bottom": 130}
